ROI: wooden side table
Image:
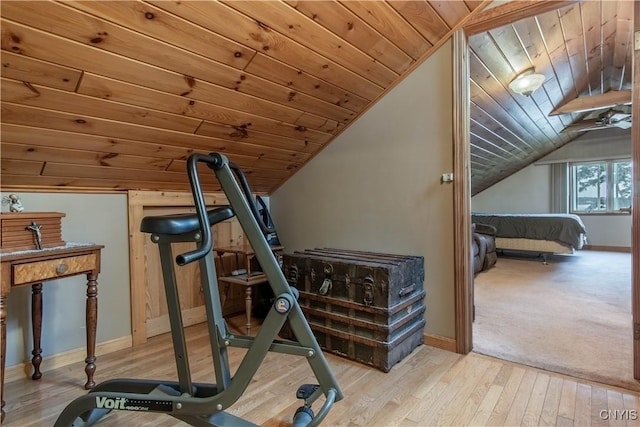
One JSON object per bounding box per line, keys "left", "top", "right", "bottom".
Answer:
{"left": 0, "top": 243, "right": 104, "bottom": 422}
{"left": 214, "top": 244, "right": 283, "bottom": 335}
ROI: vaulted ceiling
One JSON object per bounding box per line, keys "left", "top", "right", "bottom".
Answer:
{"left": 0, "top": 1, "right": 634, "bottom": 195}
{"left": 468, "top": 0, "right": 633, "bottom": 194}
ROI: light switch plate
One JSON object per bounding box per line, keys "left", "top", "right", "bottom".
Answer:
{"left": 442, "top": 173, "right": 454, "bottom": 183}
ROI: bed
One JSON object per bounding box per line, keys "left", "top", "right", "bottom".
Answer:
{"left": 471, "top": 213, "right": 587, "bottom": 262}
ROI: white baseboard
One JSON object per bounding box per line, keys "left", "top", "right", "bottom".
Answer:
{"left": 4, "top": 335, "right": 132, "bottom": 384}
{"left": 583, "top": 245, "right": 631, "bottom": 253}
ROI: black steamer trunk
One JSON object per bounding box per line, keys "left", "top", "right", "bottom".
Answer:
{"left": 281, "top": 248, "right": 425, "bottom": 372}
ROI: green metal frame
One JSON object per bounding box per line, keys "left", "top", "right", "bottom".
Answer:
{"left": 54, "top": 153, "right": 342, "bottom": 427}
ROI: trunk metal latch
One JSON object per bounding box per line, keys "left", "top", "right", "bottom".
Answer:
{"left": 319, "top": 263, "right": 333, "bottom": 295}
{"left": 363, "top": 275, "right": 374, "bottom": 306}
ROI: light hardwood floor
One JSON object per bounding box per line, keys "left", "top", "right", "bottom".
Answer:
{"left": 4, "top": 318, "right": 640, "bottom": 427}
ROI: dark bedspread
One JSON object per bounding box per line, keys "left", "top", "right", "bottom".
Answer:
{"left": 471, "top": 213, "right": 587, "bottom": 249}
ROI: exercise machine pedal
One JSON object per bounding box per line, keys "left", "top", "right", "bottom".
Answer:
{"left": 296, "top": 384, "right": 320, "bottom": 400}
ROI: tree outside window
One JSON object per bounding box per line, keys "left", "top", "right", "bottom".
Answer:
{"left": 570, "top": 159, "right": 632, "bottom": 214}
{"left": 613, "top": 161, "right": 632, "bottom": 211}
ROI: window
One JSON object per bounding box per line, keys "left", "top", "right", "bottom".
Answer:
{"left": 570, "top": 159, "right": 632, "bottom": 213}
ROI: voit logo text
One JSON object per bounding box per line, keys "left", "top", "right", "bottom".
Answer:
{"left": 95, "top": 397, "right": 150, "bottom": 411}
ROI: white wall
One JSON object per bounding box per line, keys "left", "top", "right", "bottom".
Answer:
{"left": 2, "top": 192, "right": 131, "bottom": 367}
{"left": 472, "top": 164, "right": 552, "bottom": 213}
{"left": 272, "top": 41, "right": 455, "bottom": 338}
{"left": 581, "top": 215, "right": 631, "bottom": 247}
{"left": 471, "top": 129, "right": 632, "bottom": 247}
{"left": 538, "top": 128, "right": 631, "bottom": 164}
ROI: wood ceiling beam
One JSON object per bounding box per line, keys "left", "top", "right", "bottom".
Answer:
{"left": 464, "top": 1, "right": 578, "bottom": 35}
{"left": 550, "top": 90, "right": 632, "bottom": 115}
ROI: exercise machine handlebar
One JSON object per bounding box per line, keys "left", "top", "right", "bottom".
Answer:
{"left": 175, "top": 152, "right": 274, "bottom": 266}
{"left": 175, "top": 153, "right": 217, "bottom": 265}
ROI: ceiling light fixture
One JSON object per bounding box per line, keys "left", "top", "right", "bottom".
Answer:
{"left": 509, "top": 68, "right": 545, "bottom": 97}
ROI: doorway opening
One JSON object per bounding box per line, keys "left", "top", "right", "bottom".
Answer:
{"left": 454, "top": 0, "right": 639, "bottom": 388}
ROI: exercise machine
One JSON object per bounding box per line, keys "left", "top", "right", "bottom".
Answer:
{"left": 54, "top": 153, "right": 343, "bottom": 426}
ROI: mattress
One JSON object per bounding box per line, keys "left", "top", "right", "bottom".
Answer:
{"left": 471, "top": 213, "right": 587, "bottom": 250}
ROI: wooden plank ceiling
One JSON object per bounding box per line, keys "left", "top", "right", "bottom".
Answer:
{"left": 0, "top": 0, "right": 484, "bottom": 193}
{"left": 1, "top": 1, "right": 633, "bottom": 196}
{"left": 468, "top": 0, "right": 634, "bottom": 195}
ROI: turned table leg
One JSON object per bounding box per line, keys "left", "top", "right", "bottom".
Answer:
{"left": 31, "top": 283, "right": 43, "bottom": 380}
{"left": 245, "top": 286, "right": 253, "bottom": 335}
{"left": 84, "top": 273, "right": 98, "bottom": 390}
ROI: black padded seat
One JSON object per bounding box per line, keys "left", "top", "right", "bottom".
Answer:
{"left": 140, "top": 206, "right": 234, "bottom": 235}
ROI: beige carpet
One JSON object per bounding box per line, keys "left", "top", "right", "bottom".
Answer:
{"left": 472, "top": 250, "right": 639, "bottom": 391}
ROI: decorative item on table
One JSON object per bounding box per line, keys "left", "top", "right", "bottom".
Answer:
{"left": 26, "top": 221, "right": 43, "bottom": 250}
{"left": 2, "top": 193, "right": 25, "bottom": 212}
{"left": 0, "top": 212, "right": 66, "bottom": 253}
